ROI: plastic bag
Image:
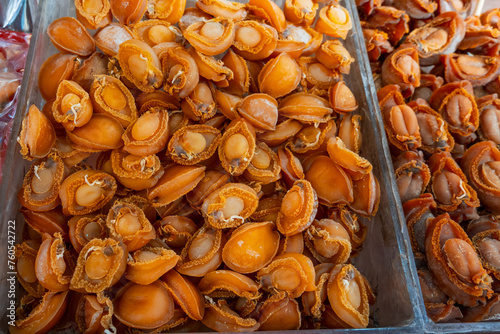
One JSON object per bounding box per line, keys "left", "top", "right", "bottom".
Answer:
{"left": 0, "top": 0, "right": 36, "bottom": 181}
{"left": 0, "top": 0, "right": 38, "bottom": 32}
{"left": 0, "top": 29, "right": 30, "bottom": 183}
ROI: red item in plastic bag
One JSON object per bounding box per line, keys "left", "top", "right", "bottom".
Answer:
{"left": 0, "top": 29, "right": 31, "bottom": 182}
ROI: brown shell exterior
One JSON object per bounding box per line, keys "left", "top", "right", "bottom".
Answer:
{"left": 237, "top": 93, "right": 278, "bottom": 131}
{"left": 258, "top": 52, "right": 301, "bottom": 98}
{"left": 19, "top": 105, "right": 57, "bottom": 161}
{"left": 189, "top": 47, "right": 234, "bottom": 83}
{"left": 94, "top": 23, "right": 134, "bottom": 57}
{"left": 67, "top": 114, "right": 125, "bottom": 152}
{"left": 47, "top": 17, "right": 96, "bottom": 56}
{"left": 196, "top": 0, "right": 247, "bottom": 20}
{"left": 349, "top": 170, "right": 380, "bottom": 217}
{"left": 247, "top": 0, "right": 286, "bottom": 33}
{"left": 278, "top": 93, "right": 333, "bottom": 124}
{"left": 198, "top": 270, "right": 261, "bottom": 299}
{"left": 272, "top": 36, "right": 306, "bottom": 59}
{"left": 162, "top": 269, "right": 205, "bottom": 321}
{"left": 35, "top": 233, "right": 74, "bottom": 292}
{"left": 186, "top": 170, "right": 230, "bottom": 210}
{"left": 305, "top": 155, "right": 354, "bottom": 206}
{"left": 329, "top": 81, "right": 358, "bottom": 114}
{"left": 148, "top": 164, "right": 206, "bottom": 207}
{"left": 71, "top": 52, "right": 108, "bottom": 92}
{"left": 259, "top": 119, "right": 303, "bottom": 147}
{"left": 52, "top": 137, "right": 92, "bottom": 168}
{"left": 223, "top": 222, "right": 280, "bottom": 274}
{"left": 110, "top": 0, "right": 147, "bottom": 25}
{"left": 21, "top": 207, "right": 68, "bottom": 239}
{"left": 277, "top": 179, "right": 318, "bottom": 236}
{"left": 38, "top": 53, "right": 79, "bottom": 101}
{"left": 327, "top": 137, "right": 372, "bottom": 180}
{"left": 125, "top": 246, "right": 180, "bottom": 284}
{"left": 220, "top": 49, "right": 250, "bottom": 96}
{"left": 214, "top": 90, "right": 240, "bottom": 120}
